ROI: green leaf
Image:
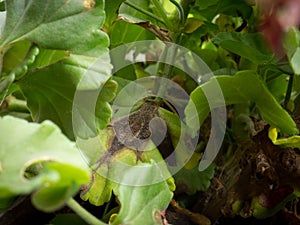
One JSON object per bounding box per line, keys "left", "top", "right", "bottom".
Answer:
{"left": 73, "top": 79, "right": 118, "bottom": 139}
{"left": 185, "top": 71, "right": 298, "bottom": 135}
{"left": 18, "top": 53, "right": 114, "bottom": 139}
{"left": 2, "top": 40, "right": 31, "bottom": 74}
{"left": 140, "top": 143, "right": 176, "bottom": 192}
{"left": 0, "top": 73, "right": 14, "bottom": 104}
{"left": 194, "top": 48, "right": 219, "bottom": 71}
{"left": 283, "top": 27, "right": 300, "bottom": 60}
{"left": 212, "top": 32, "right": 275, "bottom": 64}
{"left": 283, "top": 28, "right": 300, "bottom": 74}
{"left": 111, "top": 163, "right": 173, "bottom": 225}
{"left": 119, "top": 0, "right": 158, "bottom": 24}
{"left": 104, "top": 0, "right": 125, "bottom": 33}
{"left": 0, "top": 1, "right": 5, "bottom": 12}
{"left": 9, "top": 0, "right": 113, "bottom": 140}
{"left": 266, "top": 74, "right": 288, "bottom": 102}
{"left": 6, "top": 44, "right": 40, "bottom": 80}
{"left": 192, "top": 0, "right": 253, "bottom": 21}
{"left": 158, "top": 107, "right": 200, "bottom": 168}
{"left": 174, "top": 164, "right": 215, "bottom": 195}
{"left": 0, "top": 116, "right": 90, "bottom": 211}
{"left": 110, "top": 20, "right": 155, "bottom": 48}
{"left": 28, "top": 48, "right": 70, "bottom": 70}
{"left": 119, "top": 0, "right": 176, "bottom": 26}
{"left": 0, "top": 0, "right": 106, "bottom": 56}
{"left": 291, "top": 47, "right": 300, "bottom": 75}
{"left": 294, "top": 75, "right": 300, "bottom": 92}
{"left": 158, "top": 107, "right": 181, "bottom": 147}
{"left": 32, "top": 163, "right": 85, "bottom": 212}
{"left": 0, "top": 12, "right": 5, "bottom": 33}
{"left": 193, "top": 0, "right": 218, "bottom": 10}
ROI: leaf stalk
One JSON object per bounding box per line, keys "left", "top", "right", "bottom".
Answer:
{"left": 151, "top": 0, "right": 173, "bottom": 29}
{"left": 66, "top": 198, "right": 108, "bottom": 225}
{"left": 123, "top": 1, "right": 166, "bottom": 26}
{"left": 284, "top": 73, "right": 294, "bottom": 110}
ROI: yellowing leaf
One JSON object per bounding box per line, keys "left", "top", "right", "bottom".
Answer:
{"left": 269, "top": 126, "right": 300, "bottom": 149}
{"left": 184, "top": 152, "right": 202, "bottom": 170}
{"left": 268, "top": 126, "right": 279, "bottom": 143}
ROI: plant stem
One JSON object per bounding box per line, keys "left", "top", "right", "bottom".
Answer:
{"left": 6, "top": 96, "right": 29, "bottom": 113}
{"left": 151, "top": 0, "right": 173, "bottom": 29}
{"left": 284, "top": 73, "right": 294, "bottom": 110}
{"left": 180, "top": 0, "right": 195, "bottom": 18}
{"left": 170, "top": 0, "right": 185, "bottom": 25}
{"left": 0, "top": 51, "right": 3, "bottom": 78}
{"left": 154, "top": 43, "right": 179, "bottom": 103}
{"left": 66, "top": 198, "right": 107, "bottom": 225}
{"left": 123, "top": 1, "right": 166, "bottom": 26}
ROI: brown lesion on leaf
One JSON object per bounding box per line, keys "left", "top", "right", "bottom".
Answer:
{"left": 112, "top": 100, "right": 159, "bottom": 151}
{"left": 83, "top": 0, "right": 95, "bottom": 9}
{"left": 93, "top": 100, "right": 161, "bottom": 169}
{"left": 153, "top": 209, "right": 164, "bottom": 224}
{"left": 166, "top": 200, "right": 211, "bottom": 225}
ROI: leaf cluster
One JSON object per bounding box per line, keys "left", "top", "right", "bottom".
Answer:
{"left": 0, "top": 0, "right": 300, "bottom": 225}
